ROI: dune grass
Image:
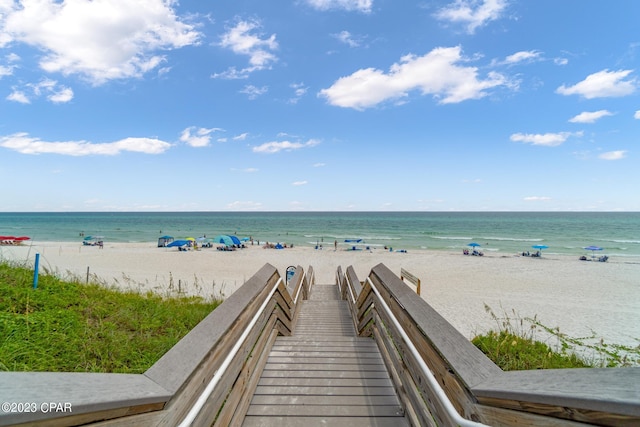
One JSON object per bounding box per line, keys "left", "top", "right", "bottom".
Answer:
{"left": 472, "top": 304, "right": 640, "bottom": 370}
{"left": 0, "top": 262, "right": 223, "bottom": 373}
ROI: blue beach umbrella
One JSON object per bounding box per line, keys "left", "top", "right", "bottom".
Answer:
{"left": 167, "top": 239, "right": 189, "bottom": 248}
{"left": 532, "top": 244, "right": 549, "bottom": 257}
{"left": 584, "top": 245, "right": 603, "bottom": 259}
{"left": 468, "top": 242, "right": 481, "bottom": 248}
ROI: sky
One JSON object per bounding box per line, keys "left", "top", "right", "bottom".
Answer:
{"left": 1, "top": 0, "right": 639, "bottom": 212}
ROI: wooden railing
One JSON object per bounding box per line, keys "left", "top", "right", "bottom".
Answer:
{"left": 337, "top": 263, "right": 640, "bottom": 427}
{"left": 0, "top": 263, "right": 313, "bottom": 427}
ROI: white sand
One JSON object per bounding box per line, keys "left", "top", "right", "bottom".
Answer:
{"left": 2, "top": 242, "right": 639, "bottom": 353}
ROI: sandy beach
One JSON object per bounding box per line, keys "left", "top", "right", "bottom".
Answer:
{"left": 2, "top": 241, "right": 639, "bottom": 353}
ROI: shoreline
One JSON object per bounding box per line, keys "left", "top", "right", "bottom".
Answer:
{"left": 2, "top": 241, "right": 639, "bottom": 351}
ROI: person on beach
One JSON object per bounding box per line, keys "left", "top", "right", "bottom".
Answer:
{"left": 334, "top": 240, "right": 337, "bottom": 251}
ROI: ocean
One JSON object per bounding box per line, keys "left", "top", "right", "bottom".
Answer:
{"left": 1, "top": 212, "right": 639, "bottom": 258}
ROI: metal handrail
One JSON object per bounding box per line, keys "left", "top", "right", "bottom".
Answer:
{"left": 366, "top": 277, "right": 488, "bottom": 427}
{"left": 177, "top": 277, "right": 283, "bottom": 427}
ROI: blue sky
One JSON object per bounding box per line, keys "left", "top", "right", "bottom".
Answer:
{"left": 1, "top": 0, "right": 638, "bottom": 212}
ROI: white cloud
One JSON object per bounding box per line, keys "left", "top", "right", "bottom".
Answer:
{"left": 0, "top": 0, "right": 200, "bottom": 85}
{"left": 214, "top": 19, "right": 277, "bottom": 79}
{"left": 180, "top": 127, "right": 223, "bottom": 147}
{"left": 0, "top": 54, "right": 20, "bottom": 77}
{"left": 510, "top": 131, "right": 582, "bottom": 147}
{"left": 6, "top": 90, "right": 29, "bottom": 103}
{"left": 524, "top": 196, "right": 551, "bottom": 201}
{"left": 305, "top": 0, "right": 372, "bottom": 13}
{"left": 556, "top": 69, "right": 637, "bottom": 99}
{"left": 253, "top": 139, "right": 320, "bottom": 154}
{"left": 7, "top": 78, "right": 73, "bottom": 103}
{"left": 313, "top": 162, "right": 326, "bottom": 167}
{"left": 48, "top": 86, "right": 74, "bottom": 103}
{"left": 292, "top": 180, "right": 308, "bottom": 186}
{"left": 554, "top": 57, "right": 569, "bottom": 66}
{"left": 233, "top": 133, "right": 249, "bottom": 141}
{"left": 434, "top": 0, "right": 509, "bottom": 34}
{"left": 333, "top": 30, "right": 362, "bottom": 48}
{"left": 240, "top": 84, "right": 268, "bottom": 99}
{"left": 568, "top": 110, "right": 613, "bottom": 124}
{"left": 634, "top": 110, "right": 640, "bottom": 119}
{"left": 0, "top": 133, "right": 171, "bottom": 155}
{"left": 0, "top": 64, "right": 13, "bottom": 77}
{"left": 319, "top": 46, "right": 507, "bottom": 110}
{"left": 289, "top": 82, "right": 308, "bottom": 104}
{"left": 504, "top": 50, "right": 541, "bottom": 65}
{"left": 599, "top": 150, "right": 626, "bottom": 160}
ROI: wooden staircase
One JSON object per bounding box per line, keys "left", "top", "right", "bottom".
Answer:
{"left": 242, "top": 283, "right": 408, "bottom": 426}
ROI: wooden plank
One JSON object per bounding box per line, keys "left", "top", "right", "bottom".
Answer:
{"left": 262, "top": 363, "right": 388, "bottom": 372}
{"left": 257, "top": 378, "right": 394, "bottom": 387}
{"left": 266, "top": 357, "right": 384, "bottom": 365}
{"left": 250, "top": 395, "right": 401, "bottom": 406}
{"left": 252, "top": 385, "right": 399, "bottom": 396}
{"left": 246, "top": 404, "right": 403, "bottom": 417}
{"left": 0, "top": 372, "right": 170, "bottom": 426}
{"left": 259, "top": 369, "right": 393, "bottom": 379}
{"left": 243, "top": 416, "right": 407, "bottom": 427}
{"left": 400, "top": 268, "right": 421, "bottom": 295}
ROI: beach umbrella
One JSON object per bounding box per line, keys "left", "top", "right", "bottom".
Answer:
{"left": 167, "top": 239, "right": 190, "bottom": 247}
{"left": 532, "top": 244, "right": 548, "bottom": 252}
{"left": 468, "top": 242, "right": 481, "bottom": 248}
{"left": 584, "top": 245, "right": 603, "bottom": 259}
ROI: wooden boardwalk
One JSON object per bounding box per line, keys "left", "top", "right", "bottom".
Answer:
{"left": 242, "top": 283, "right": 409, "bottom": 426}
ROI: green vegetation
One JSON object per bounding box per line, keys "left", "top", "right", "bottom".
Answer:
{"left": 0, "top": 262, "right": 223, "bottom": 373}
{"left": 472, "top": 304, "right": 640, "bottom": 370}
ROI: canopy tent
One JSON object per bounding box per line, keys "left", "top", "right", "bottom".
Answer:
{"left": 158, "top": 235, "right": 174, "bottom": 247}
{"left": 212, "top": 235, "right": 235, "bottom": 247}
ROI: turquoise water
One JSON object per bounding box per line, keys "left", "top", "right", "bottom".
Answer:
{"left": 1, "top": 212, "right": 639, "bottom": 257}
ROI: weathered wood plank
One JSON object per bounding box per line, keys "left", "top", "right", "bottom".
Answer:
{"left": 262, "top": 363, "right": 388, "bottom": 372}
{"left": 249, "top": 395, "right": 401, "bottom": 406}
{"left": 257, "top": 377, "right": 394, "bottom": 387}
{"left": 260, "top": 369, "right": 392, "bottom": 379}
{"left": 473, "top": 368, "right": 640, "bottom": 426}
{"left": 252, "top": 385, "right": 399, "bottom": 396}
{"left": 0, "top": 372, "right": 170, "bottom": 426}
{"left": 246, "top": 404, "right": 404, "bottom": 417}
{"left": 242, "top": 416, "right": 407, "bottom": 427}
